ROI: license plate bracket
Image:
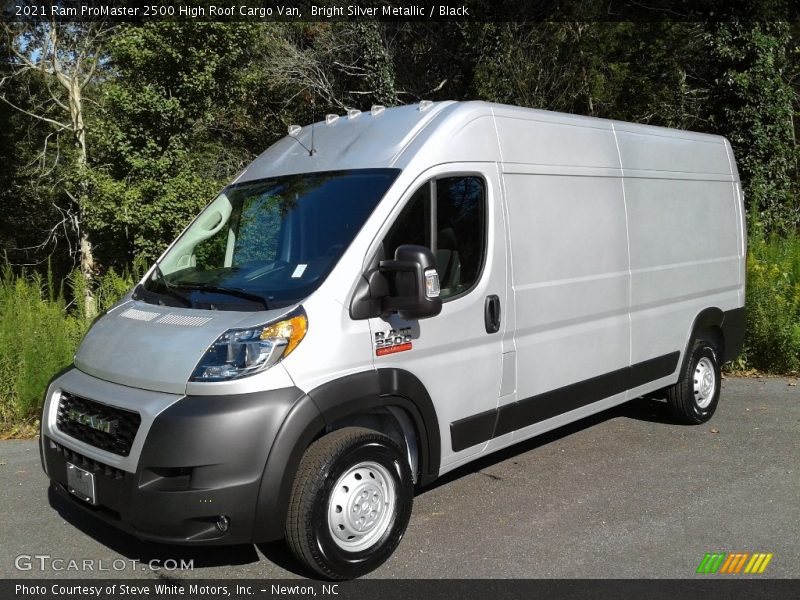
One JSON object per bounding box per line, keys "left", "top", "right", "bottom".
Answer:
{"left": 66, "top": 462, "right": 96, "bottom": 505}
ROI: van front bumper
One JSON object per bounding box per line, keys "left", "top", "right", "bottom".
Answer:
{"left": 41, "top": 373, "right": 306, "bottom": 545}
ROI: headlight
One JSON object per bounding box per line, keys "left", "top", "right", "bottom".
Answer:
{"left": 191, "top": 308, "right": 308, "bottom": 381}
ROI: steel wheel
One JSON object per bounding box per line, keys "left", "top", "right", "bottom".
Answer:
{"left": 693, "top": 356, "right": 716, "bottom": 409}
{"left": 327, "top": 461, "right": 397, "bottom": 552}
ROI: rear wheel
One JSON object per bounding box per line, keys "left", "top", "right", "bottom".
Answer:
{"left": 666, "top": 340, "right": 721, "bottom": 424}
{"left": 285, "top": 427, "right": 413, "bottom": 579}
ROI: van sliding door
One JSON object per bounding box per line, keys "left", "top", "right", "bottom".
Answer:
{"left": 503, "top": 170, "right": 632, "bottom": 440}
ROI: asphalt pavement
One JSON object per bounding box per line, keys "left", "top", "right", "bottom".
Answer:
{"left": 1, "top": 376, "right": 798, "bottom": 579}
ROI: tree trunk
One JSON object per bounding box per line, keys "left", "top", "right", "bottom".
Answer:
{"left": 66, "top": 71, "right": 95, "bottom": 317}
{"left": 2, "top": 21, "right": 105, "bottom": 312}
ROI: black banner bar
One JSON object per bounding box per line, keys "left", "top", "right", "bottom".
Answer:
{"left": 4, "top": 579, "right": 800, "bottom": 600}
{"left": 3, "top": 0, "right": 800, "bottom": 23}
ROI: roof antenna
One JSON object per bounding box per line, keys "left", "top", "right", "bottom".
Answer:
{"left": 287, "top": 97, "right": 318, "bottom": 157}
{"left": 287, "top": 125, "right": 313, "bottom": 155}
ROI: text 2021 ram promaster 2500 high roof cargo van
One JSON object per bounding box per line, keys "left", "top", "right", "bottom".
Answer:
{"left": 40, "top": 101, "right": 745, "bottom": 579}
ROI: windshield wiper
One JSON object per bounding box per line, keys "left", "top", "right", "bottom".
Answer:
{"left": 174, "top": 283, "right": 270, "bottom": 310}
{"left": 149, "top": 264, "right": 192, "bottom": 307}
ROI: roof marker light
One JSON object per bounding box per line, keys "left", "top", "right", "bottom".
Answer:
{"left": 418, "top": 100, "right": 433, "bottom": 111}
{"left": 325, "top": 114, "right": 339, "bottom": 125}
{"left": 347, "top": 108, "right": 362, "bottom": 120}
{"left": 371, "top": 105, "right": 385, "bottom": 116}
{"left": 287, "top": 124, "right": 301, "bottom": 136}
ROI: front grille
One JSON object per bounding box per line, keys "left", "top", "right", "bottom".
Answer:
{"left": 49, "top": 439, "right": 125, "bottom": 479}
{"left": 56, "top": 392, "right": 141, "bottom": 457}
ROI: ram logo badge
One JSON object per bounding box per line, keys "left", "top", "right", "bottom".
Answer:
{"left": 67, "top": 409, "right": 119, "bottom": 435}
{"left": 375, "top": 327, "right": 413, "bottom": 356}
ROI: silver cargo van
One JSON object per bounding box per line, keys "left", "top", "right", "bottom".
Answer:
{"left": 40, "top": 101, "right": 746, "bottom": 579}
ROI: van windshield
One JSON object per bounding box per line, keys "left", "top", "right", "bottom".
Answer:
{"left": 137, "top": 169, "right": 400, "bottom": 311}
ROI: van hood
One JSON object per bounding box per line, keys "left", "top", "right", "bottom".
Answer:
{"left": 74, "top": 300, "right": 289, "bottom": 394}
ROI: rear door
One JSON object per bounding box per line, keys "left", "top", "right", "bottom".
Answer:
{"left": 367, "top": 164, "right": 508, "bottom": 469}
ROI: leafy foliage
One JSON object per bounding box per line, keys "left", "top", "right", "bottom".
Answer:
{"left": 87, "top": 22, "right": 281, "bottom": 266}
{"left": 703, "top": 21, "right": 797, "bottom": 233}
{"left": 737, "top": 234, "right": 800, "bottom": 373}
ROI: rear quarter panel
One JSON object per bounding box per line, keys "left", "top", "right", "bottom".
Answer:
{"left": 616, "top": 125, "right": 743, "bottom": 395}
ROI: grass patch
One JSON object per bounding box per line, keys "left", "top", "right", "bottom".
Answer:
{"left": 734, "top": 233, "right": 800, "bottom": 374}
{"left": 0, "top": 264, "right": 136, "bottom": 436}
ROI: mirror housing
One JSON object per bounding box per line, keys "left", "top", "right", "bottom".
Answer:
{"left": 349, "top": 245, "right": 442, "bottom": 320}
{"left": 380, "top": 245, "right": 442, "bottom": 320}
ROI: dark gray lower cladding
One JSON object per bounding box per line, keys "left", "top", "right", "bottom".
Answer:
{"left": 450, "top": 351, "right": 680, "bottom": 452}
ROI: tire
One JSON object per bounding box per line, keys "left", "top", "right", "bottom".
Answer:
{"left": 666, "top": 340, "right": 721, "bottom": 424}
{"left": 285, "top": 427, "right": 413, "bottom": 580}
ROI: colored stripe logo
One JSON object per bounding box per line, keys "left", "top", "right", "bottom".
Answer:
{"left": 376, "top": 342, "right": 412, "bottom": 356}
{"left": 696, "top": 552, "right": 773, "bottom": 574}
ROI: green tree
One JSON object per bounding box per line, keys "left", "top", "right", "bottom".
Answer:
{"left": 88, "top": 22, "right": 282, "bottom": 265}
{"left": 703, "top": 21, "right": 797, "bottom": 233}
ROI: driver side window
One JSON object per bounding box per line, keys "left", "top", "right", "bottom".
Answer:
{"left": 384, "top": 176, "right": 486, "bottom": 301}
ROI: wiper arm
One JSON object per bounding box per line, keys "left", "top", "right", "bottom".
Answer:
{"left": 175, "top": 283, "right": 270, "bottom": 309}
{"left": 150, "top": 264, "right": 192, "bottom": 307}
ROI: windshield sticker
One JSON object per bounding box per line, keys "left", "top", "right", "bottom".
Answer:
{"left": 375, "top": 327, "right": 413, "bottom": 357}
{"left": 291, "top": 264, "right": 308, "bottom": 278}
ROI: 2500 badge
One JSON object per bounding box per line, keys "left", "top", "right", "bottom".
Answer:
{"left": 374, "top": 327, "right": 413, "bottom": 357}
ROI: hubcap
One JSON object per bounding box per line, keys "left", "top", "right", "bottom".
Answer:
{"left": 328, "top": 461, "right": 396, "bottom": 552}
{"left": 693, "top": 356, "right": 716, "bottom": 409}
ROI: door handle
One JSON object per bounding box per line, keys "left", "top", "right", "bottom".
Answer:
{"left": 484, "top": 295, "right": 501, "bottom": 334}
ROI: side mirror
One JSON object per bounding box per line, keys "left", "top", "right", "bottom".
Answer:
{"left": 380, "top": 245, "right": 442, "bottom": 320}
{"left": 349, "top": 245, "right": 442, "bottom": 320}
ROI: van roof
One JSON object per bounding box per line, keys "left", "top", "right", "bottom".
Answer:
{"left": 235, "top": 101, "right": 734, "bottom": 184}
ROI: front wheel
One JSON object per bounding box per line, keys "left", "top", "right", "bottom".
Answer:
{"left": 285, "top": 427, "right": 413, "bottom": 579}
{"left": 666, "top": 341, "right": 721, "bottom": 424}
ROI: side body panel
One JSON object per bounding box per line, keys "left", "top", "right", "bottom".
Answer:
{"left": 616, "top": 122, "right": 743, "bottom": 399}
{"left": 497, "top": 111, "right": 633, "bottom": 444}
{"left": 438, "top": 107, "right": 743, "bottom": 468}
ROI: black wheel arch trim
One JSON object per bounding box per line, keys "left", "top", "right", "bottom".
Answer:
{"left": 680, "top": 306, "right": 745, "bottom": 377}
{"left": 252, "top": 390, "right": 326, "bottom": 543}
{"left": 252, "top": 368, "right": 440, "bottom": 542}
